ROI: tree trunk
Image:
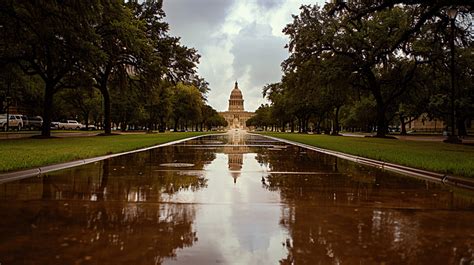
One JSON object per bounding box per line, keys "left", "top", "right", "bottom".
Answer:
{"left": 83, "top": 111, "right": 90, "bottom": 130}
{"left": 304, "top": 117, "right": 309, "bottom": 133}
{"left": 400, "top": 115, "right": 407, "bottom": 135}
{"left": 457, "top": 117, "right": 467, "bottom": 136}
{"left": 374, "top": 93, "right": 387, "bottom": 137}
{"left": 159, "top": 117, "right": 166, "bottom": 132}
{"left": 331, "top": 106, "right": 341, "bottom": 136}
{"left": 41, "top": 82, "right": 55, "bottom": 137}
{"left": 375, "top": 106, "right": 387, "bottom": 137}
{"left": 101, "top": 85, "right": 112, "bottom": 135}
{"left": 174, "top": 117, "right": 179, "bottom": 132}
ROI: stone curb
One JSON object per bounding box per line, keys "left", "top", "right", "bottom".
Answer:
{"left": 0, "top": 134, "right": 213, "bottom": 184}
{"left": 257, "top": 134, "right": 474, "bottom": 190}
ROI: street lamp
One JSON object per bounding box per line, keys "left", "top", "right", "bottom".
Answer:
{"left": 444, "top": 7, "right": 461, "bottom": 144}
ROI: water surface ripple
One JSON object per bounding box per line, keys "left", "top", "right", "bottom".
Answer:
{"left": 1, "top": 131, "right": 473, "bottom": 264}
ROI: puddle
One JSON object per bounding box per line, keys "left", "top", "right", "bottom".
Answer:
{"left": 0, "top": 131, "right": 473, "bottom": 264}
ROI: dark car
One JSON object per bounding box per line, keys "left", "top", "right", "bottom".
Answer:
{"left": 22, "top": 115, "right": 43, "bottom": 130}
{"left": 50, "top": 122, "right": 60, "bottom": 129}
{"left": 80, "top": 124, "right": 97, "bottom": 131}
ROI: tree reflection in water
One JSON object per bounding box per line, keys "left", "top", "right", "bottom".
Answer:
{"left": 0, "top": 144, "right": 216, "bottom": 264}
{"left": 0, "top": 200, "right": 197, "bottom": 264}
{"left": 259, "top": 145, "right": 474, "bottom": 265}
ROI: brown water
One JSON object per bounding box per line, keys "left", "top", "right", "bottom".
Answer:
{"left": 1, "top": 131, "right": 474, "bottom": 265}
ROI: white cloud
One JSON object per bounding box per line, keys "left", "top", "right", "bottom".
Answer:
{"left": 163, "top": 0, "right": 325, "bottom": 111}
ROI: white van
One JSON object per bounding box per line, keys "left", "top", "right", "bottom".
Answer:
{"left": 0, "top": 114, "right": 23, "bottom": 131}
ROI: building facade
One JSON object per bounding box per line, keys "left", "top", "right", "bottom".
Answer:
{"left": 407, "top": 113, "right": 445, "bottom": 133}
{"left": 219, "top": 82, "right": 254, "bottom": 130}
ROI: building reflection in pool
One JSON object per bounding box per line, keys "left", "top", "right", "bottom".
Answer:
{"left": 1, "top": 133, "right": 474, "bottom": 265}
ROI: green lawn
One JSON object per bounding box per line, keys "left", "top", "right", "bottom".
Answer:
{"left": 261, "top": 132, "right": 474, "bottom": 178}
{"left": 0, "top": 132, "right": 213, "bottom": 172}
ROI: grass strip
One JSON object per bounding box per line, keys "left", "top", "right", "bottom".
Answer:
{"left": 0, "top": 132, "right": 213, "bottom": 172}
{"left": 261, "top": 132, "right": 474, "bottom": 178}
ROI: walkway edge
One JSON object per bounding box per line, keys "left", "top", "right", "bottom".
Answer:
{"left": 0, "top": 134, "right": 214, "bottom": 184}
{"left": 257, "top": 134, "right": 474, "bottom": 190}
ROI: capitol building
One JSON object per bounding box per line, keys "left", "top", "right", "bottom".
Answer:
{"left": 219, "top": 82, "right": 254, "bottom": 130}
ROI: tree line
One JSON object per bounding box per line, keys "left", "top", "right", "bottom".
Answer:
{"left": 247, "top": 1, "right": 473, "bottom": 138}
{"left": 0, "top": 0, "right": 226, "bottom": 137}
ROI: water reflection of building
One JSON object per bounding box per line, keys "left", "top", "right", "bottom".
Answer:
{"left": 219, "top": 82, "right": 254, "bottom": 130}
{"left": 224, "top": 131, "right": 250, "bottom": 183}
{"left": 228, "top": 153, "right": 243, "bottom": 183}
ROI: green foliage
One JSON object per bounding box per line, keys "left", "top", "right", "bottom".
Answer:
{"left": 261, "top": 2, "right": 473, "bottom": 137}
{"left": 341, "top": 96, "right": 377, "bottom": 132}
{"left": 201, "top": 105, "right": 227, "bottom": 130}
{"left": 171, "top": 82, "right": 204, "bottom": 130}
{"left": 262, "top": 132, "right": 474, "bottom": 178}
{"left": 0, "top": 132, "right": 213, "bottom": 172}
{"left": 0, "top": 0, "right": 216, "bottom": 135}
{"left": 0, "top": 0, "right": 103, "bottom": 136}
{"left": 247, "top": 104, "right": 273, "bottom": 129}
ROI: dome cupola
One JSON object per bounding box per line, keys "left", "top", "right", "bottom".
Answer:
{"left": 230, "top": 81, "right": 243, "bottom": 100}
{"left": 228, "top": 81, "right": 244, "bottom": 112}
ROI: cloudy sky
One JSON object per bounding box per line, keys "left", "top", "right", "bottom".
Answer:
{"left": 163, "top": 0, "right": 325, "bottom": 112}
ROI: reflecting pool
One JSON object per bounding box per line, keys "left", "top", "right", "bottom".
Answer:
{"left": 1, "top": 131, "right": 473, "bottom": 264}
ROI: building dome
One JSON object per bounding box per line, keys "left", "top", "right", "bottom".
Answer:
{"left": 219, "top": 81, "right": 255, "bottom": 130}
{"left": 230, "top": 82, "right": 243, "bottom": 100}
{"left": 228, "top": 81, "right": 244, "bottom": 112}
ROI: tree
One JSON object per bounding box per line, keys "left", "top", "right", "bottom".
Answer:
{"left": 129, "top": 1, "right": 201, "bottom": 132}
{"left": 330, "top": 0, "right": 472, "bottom": 48}
{"left": 283, "top": 5, "right": 426, "bottom": 137}
{"left": 171, "top": 83, "right": 203, "bottom": 131}
{"left": 317, "top": 54, "right": 353, "bottom": 135}
{"left": 87, "top": 0, "right": 148, "bottom": 135}
{"left": 341, "top": 96, "right": 378, "bottom": 133}
{"left": 246, "top": 104, "right": 274, "bottom": 131}
{"left": 58, "top": 86, "right": 102, "bottom": 129}
{"left": 201, "top": 105, "right": 227, "bottom": 131}
{"left": 0, "top": 0, "right": 102, "bottom": 137}
{"left": 263, "top": 82, "right": 293, "bottom": 132}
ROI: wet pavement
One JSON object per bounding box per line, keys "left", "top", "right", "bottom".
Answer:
{"left": 1, "top": 131, "right": 474, "bottom": 264}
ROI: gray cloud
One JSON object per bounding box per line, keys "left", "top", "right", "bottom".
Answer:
{"left": 257, "top": 0, "right": 285, "bottom": 10}
{"left": 231, "top": 23, "right": 286, "bottom": 99}
{"left": 161, "top": 0, "right": 314, "bottom": 111}
{"left": 163, "top": 0, "right": 235, "bottom": 49}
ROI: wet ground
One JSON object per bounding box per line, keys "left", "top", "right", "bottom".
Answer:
{"left": 1, "top": 131, "right": 474, "bottom": 265}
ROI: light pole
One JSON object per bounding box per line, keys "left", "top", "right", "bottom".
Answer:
{"left": 444, "top": 7, "right": 461, "bottom": 144}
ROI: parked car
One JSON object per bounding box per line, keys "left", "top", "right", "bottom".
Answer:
{"left": 58, "top": 120, "right": 83, "bottom": 130}
{"left": 0, "top": 114, "right": 23, "bottom": 131}
{"left": 80, "top": 124, "right": 97, "bottom": 131}
{"left": 22, "top": 115, "right": 43, "bottom": 130}
{"left": 50, "top": 122, "right": 60, "bottom": 129}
